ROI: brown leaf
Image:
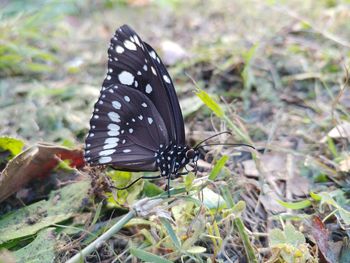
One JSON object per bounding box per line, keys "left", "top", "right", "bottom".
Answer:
{"left": 259, "top": 187, "right": 286, "bottom": 214}
{"left": 309, "top": 216, "right": 340, "bottom": 263}
{"left": 0, "top": 143, "right": 84, "bottom": 203}
{"left": 242, "top": 153, "right": 287, "bottom": 179}
{"left": 287, "top": 174, "right": 309, "bottom": 196}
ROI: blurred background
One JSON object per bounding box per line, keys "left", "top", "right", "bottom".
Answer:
{"left": 1, "top": 0, "right": 349, "bottom": 146}
{"left": 1, "top": 0, "right": 350, "bottom": 262}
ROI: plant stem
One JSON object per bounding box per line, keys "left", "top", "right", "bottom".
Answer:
{"left": 66, "top": 210, "right": 136, "bottom": 263}
{"left": 234, "top": 217, "right": 258, "bottom": 263}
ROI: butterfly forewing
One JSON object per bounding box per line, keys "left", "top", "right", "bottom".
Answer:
{"left": 85, "top": 84, "right": 169, "bottom": 171}
{"left": 102, "top": 24, "right": 184, "bottom": 144}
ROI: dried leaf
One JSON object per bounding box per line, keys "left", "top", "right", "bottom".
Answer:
{"left": 260, "top": 190, "right": 286, "bottom": 213}
{"left": 309, "top": 216, "right": 339, "bottom": 263}
{"left": 339, "top": 157, "right": 350, "bottom": 172}
{"left": 242, "top": 153, "right": 287, "bottom": 178}
{"left": 321, "top": 122, "right": 350, "bottom": 143}
{"left": 0, "top": 143, "right": 84, "bottom": 203}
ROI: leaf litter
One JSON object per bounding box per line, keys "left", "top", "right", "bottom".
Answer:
{"left": 1, "top": 0, "right": 350, "bottom": 262}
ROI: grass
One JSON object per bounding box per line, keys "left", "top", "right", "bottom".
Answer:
{"left": 0, "top": 0, "right": 350, "bottom": 262}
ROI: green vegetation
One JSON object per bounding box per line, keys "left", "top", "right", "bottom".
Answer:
{"left": 0, "top": 0, "right": 350, "bottom": 262}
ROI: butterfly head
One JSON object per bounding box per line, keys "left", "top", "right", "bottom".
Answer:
{"left": 185, "top": 148, "right": 199, "bottom": 162}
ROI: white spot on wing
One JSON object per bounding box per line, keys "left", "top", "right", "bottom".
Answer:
{"left": 129, "top": 128, "right": 133, "bottom": 133}
{"left": 145, "top": 84, "right": 152, "bottom": 94}
{"left": 123, "top": 149, "right": 131, "bottom": 153}
{"left": 99, "top": 156, "right": 112, "bottom": 164}
{"left": 151, "top": 66, "right": 157, "bottom": 75}
{"left": 107, "top": 123, "right": 120, "bottom": 131}
{"left": 141, "top": 102, "right": 147, "bottom": 107}
{"left": 116, "top": 46, "right": 124, "bottom": 53}
{"left": 143, "top": 64, "right": 148, "bottom": 71}
{"left": 124, "top": 40, "right": 137, "bottom": 51}
{"left": 105, "top": 137, "right": 119, "bottom": 144}
{"left": 108, "top": 112, "right": 120, "bottom": 122}
{"left": 112, "top": 101, "right": 121, "bottom": 110}
{"left": 134, "top": 35, "right": 141, "bottom": 46}
{"left": 99, "top": 149, "right": 116, "bottom": 156}
{"left": 149, "top": 50, "right": 156, "bottom": 59}
{"left": 118, "top": 71, "right": 134, "bottom": 85}
{"left": 124, "top": 96, "right": 130, "bottom": 102}
{"left": 148, "top": 117, "right": 153, "bottom": 124}
{"left": 103, "top": 143, "right": 118, "bottom": 149}
{"left": 163, "top": 75, "right": 171, "bottom": 84}
{"left": 108, "top": 130, "right": 119, "bottom": 136}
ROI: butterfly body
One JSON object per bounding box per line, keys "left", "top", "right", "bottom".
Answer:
{"left": 155, "top": 143, "right": 199, "bottom": 177}
{"left": 84, "top": 24, "right": 199, "bottom": 183}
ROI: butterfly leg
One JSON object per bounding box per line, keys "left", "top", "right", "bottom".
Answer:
{"left": 167, "top": 173, "right": 171, "bottom": 198}
{"left": 112, "top": 174, "right": 162, "bottom": 190}
{"left": 166, "top": 159, "right": 178, "bottom": 197}
{"left": 177, "top": 171, "right": 189, "bottom": 176}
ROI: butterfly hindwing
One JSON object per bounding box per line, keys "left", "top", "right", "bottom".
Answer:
{"left": 84, "top": 84, "right": 169, "bottom": 171}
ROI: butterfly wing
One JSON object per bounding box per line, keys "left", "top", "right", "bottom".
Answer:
{"left": 143, "top": 42, "right": 185, "bottom": 145}
{"left": 102, "top": 24, "right": 185, "bottom": 145}
{"left": 84, "top": 84, "right": 168, "bottom": 171}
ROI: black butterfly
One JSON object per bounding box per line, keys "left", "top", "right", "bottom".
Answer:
{"left": 84, "top": 24, "right": 203, "bottom": 193}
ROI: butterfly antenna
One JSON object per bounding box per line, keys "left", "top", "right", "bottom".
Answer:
{"left": 198, "top": 143, "right": 256, "bottom": 150}
{"left": 194, "top": 131, "right": 232, "bottom": 149}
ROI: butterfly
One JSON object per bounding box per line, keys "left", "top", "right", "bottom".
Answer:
{"left": 84, "top": 24, "right": 204, "bottom": 193}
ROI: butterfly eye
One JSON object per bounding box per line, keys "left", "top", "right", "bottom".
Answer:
{"left": 185, "top": 149, "right": 196, "bottom": 159}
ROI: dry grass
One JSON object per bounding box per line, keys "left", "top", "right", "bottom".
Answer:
{"left": 1, "top": 0, "right": 350, "bottom": 262}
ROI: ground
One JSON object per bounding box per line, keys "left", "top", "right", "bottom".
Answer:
{"left": 0, "top": 0, "right": 349, "bottom": 262}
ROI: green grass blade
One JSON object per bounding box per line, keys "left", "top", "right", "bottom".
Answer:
{"left": 160, "top": 217, "right": 181, "bottom": 249}
{"left": 234, "top": 218, "right": 258, "bottom": 263}
{"left": 130, "top": 247, "right": 173, "bottom": 263}
{"left": 277, "top": 199, "right": 312, "bottom": 210}
{"left": 209, "top": 155, "right": 228, "bottom": 181}
{"left": 0, "top": 136, "right": 25, "bottom": 157}
{"left": 196, "top": 89, "right": 224, "bottom": 118}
